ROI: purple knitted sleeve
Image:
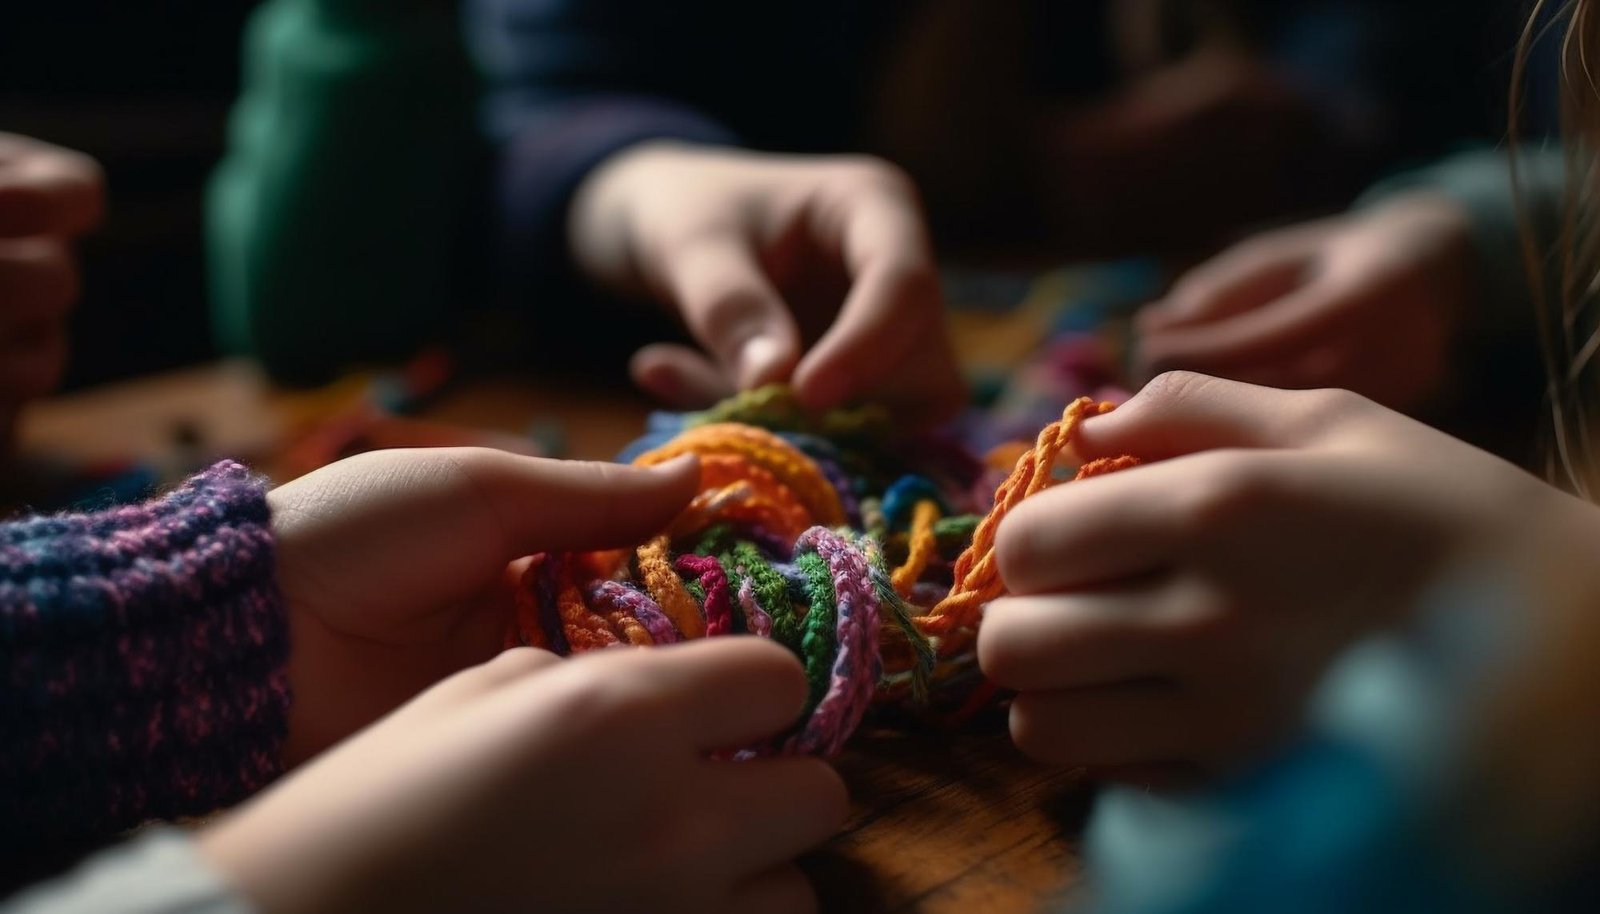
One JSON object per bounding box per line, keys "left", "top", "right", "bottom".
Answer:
{"left": 0, "top": 461, "right": 289, "bottom": 858}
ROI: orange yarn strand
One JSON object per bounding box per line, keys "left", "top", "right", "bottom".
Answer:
{"left": 635, "top": 423, "right": 846, "bottom": 527}
{"left": 891, "top": 499, "right": 941, "bottom": 599}
{"left": 917, "top": 398, "right": 1132, "bottom": 640}
{"left": 557, "top": 564, "right": 620, "bottom": 652}
{"left": 637, "top": 536, "right": 707, "bottom": 639}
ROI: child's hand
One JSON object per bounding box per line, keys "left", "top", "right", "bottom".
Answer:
{"left": 269, "top": 447, "right": 701, "bottom": 764}
{"left": 978, "top": 372, "right": 1596, "bottom": 783}
{"left": 570, "top": 142, "right": 965, "bottom": 425}
{"left": 199, "top": 638, "right": 846, "bottom": 914}
{"left": 1135, "top": 196, "right": 1476, "bottom": 412}
{"left": 0, "top": 133, "right": 104, "bottom": 442}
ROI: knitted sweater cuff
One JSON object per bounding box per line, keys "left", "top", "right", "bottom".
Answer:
{"left": 1, "top": 461, "right": 289, "bottom": 854}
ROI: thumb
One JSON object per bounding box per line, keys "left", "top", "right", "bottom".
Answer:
{"left": 659, "top": 238, "right": 800, "bottom": 389}
{"left": 470, "top": 451, "right": 702, "bottom": 556}
{"left": 272, "top": 448, "right": 701, "bottom": 609}
{"left": 1139, "top": 231, "right": 1318, "bottom": 334}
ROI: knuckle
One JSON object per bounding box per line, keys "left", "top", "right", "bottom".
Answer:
{"left": 1295, "top": 385, "right": 1372, "bottom": 423}
{"left": 1177, "top": 455, "right": 1279, "bottom": 533}
{"left": 1139, "top": 369, "right": 1220, "bottom": 408}
{"left": 580, "top": 657, "right": 675, "bottom": 727}
{"left": 477, "top": 647, "right": 560, "bottom": 687}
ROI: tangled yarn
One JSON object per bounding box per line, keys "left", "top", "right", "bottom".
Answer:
{"left": 508, "top": 386, "right": 1136, "bottom": 756}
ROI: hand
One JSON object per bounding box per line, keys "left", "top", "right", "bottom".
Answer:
{"left": 268, "top": 447, "right": 700, "bottom": 764}
{"left": 978, "top": 372, "right": 1599, "bottom": 783}
{"left": 0, "top": 133, "right": 104, "bottom": 442}
{"left": 569, "top": 142, "right": 965, "bottom": 424}
{"left": 1134, "top": 196, "right": 1476, "bottom": 412}
{"left": 198, "top": 638, "right": 847, "bottom": 914}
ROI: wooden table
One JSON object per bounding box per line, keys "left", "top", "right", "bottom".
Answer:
{"left": 17, "top": 361, "right": 1091, "bottom": 913}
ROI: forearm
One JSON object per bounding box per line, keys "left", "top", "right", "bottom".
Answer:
{"left": 0, "top": 463, "right": 289, "bottom": 860}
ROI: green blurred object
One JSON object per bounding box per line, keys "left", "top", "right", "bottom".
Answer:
{"left": 208, "top": 0, "right": 485, "bottom": 385}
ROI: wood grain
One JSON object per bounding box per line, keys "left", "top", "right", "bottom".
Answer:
{"left": 806, "top": 717, "right": 1089, "bottom": 913}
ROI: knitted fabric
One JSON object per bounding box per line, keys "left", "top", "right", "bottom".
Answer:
{"left": 0, "top": 461, "right": 289, "bottom": 856}
{"left": 508, "top": 387, "right": 1135, "bottom": 756}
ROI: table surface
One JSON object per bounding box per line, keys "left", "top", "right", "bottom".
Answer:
{"left": 17, "top": 360, "right": 1091, "bottom": 913}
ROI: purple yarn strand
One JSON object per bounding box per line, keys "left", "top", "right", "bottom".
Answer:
{"left": 783, "top": 527, "right": 881, "bottom": 757}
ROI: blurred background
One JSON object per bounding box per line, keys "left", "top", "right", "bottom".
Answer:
{"left": 0, "top": 0, "right": 1551, "bottom": 392}
{"left": 1, "top": 1, "right": 253, "bottom": 388}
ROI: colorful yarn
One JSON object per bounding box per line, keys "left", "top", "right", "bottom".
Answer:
{"left": 635, "top": 423, "right": 846, "bottom": 527}
{"left": 917, "top": 398, "right": 1131, "bottom": 646}
{"left": 509, "top": 393, "right": 1134, "bottom": 757}
{"left": 784, "top": 527, "right": 882, "bottom": 756}
{"left": 891, "top": 499, "right": 942, "bottom": 599}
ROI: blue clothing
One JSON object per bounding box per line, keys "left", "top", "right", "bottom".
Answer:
{"left": 463, "top": 0, "right": 1521, "bottom": 299}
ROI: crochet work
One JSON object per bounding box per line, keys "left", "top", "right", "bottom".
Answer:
{"left": 508, "top": 388, "right": 1135, "bottom": 756}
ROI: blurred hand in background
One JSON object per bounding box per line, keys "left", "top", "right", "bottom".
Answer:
{"left": 1136, "top": 195, "right": 1477, "bottom": 411}
{"left": 569, "top": 142, "right": 966, "bottom": 426}
{"left": 0, "top": 132, "right": 104, "bottom": 448}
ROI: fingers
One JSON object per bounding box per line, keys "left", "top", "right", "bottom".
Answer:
{"left": 459, "top": 449, "right": 702, "bottom": 555}
{"left": 630, "top": 342, "right": 736, "bottom": 408}
{"left": 995, "top": 467, "right": 1187, "bottom": 593}
{"left": 659, "top": 238, "right": 801, "bottom": 389}
{"left": 275, "top": 447, "right": 702, "bottom": 559}
{"left": 1140, "top": 233, "right": 1315, "bottom": 333}
{"left": 1008, "top": 680, "right": 1189, "bottom": 768}
{"left": 1137, "top": 279, "right": 1355, "bottom": 377}
{"left": 0, "top": 133, "right": 105, "bottom": 238}
{"left": 1072, "top": 371, "right": 1371, "bottom": 460}
{"left": 791, "top": 169, "right": 965, "bottom": 421}
{"left": 467, "top": 647, "right": 565, "bottom": 691}
{"left": 0, "top": 320, "right": 68, "bottom": 400}
{"left": 269, "top": 450, "right": 702, "bottom": 631}
{"left": 0, "top": 239, "right": 77, "bottom": 400}
{"left": 724, "top": 865, "right": 819, "bottom": 914}
{"left": 0, "top": 237, "right": 79, "bottom": 323}
{"left": 642, "top": 637, "right": 812, "bottom": 751}
{"left": 980, "top": 590, "right": 1202, "bottom": 690}
{"left": 410, "top": 647, "right": 565, "bottom": 713}
{"left": 791, "top": 257, "right": 939, "bottom": 411}
{"left": 704, "top": 757, "right": 848, "bottom": 877}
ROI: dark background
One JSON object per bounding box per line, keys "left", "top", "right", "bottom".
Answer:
{"left": 1, "top": 2, "right": 256, "bottom": 389}
{"left": 0, "top": 1, "right": 1559, "bottom": 392}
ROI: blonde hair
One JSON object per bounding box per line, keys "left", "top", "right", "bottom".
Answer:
{"left": 1514, "top": 0, "right": 1600, "bottom": 494}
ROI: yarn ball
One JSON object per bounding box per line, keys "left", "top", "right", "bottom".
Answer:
{"left": 507, "top": 386, "right": 1135, "bottom": 756}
